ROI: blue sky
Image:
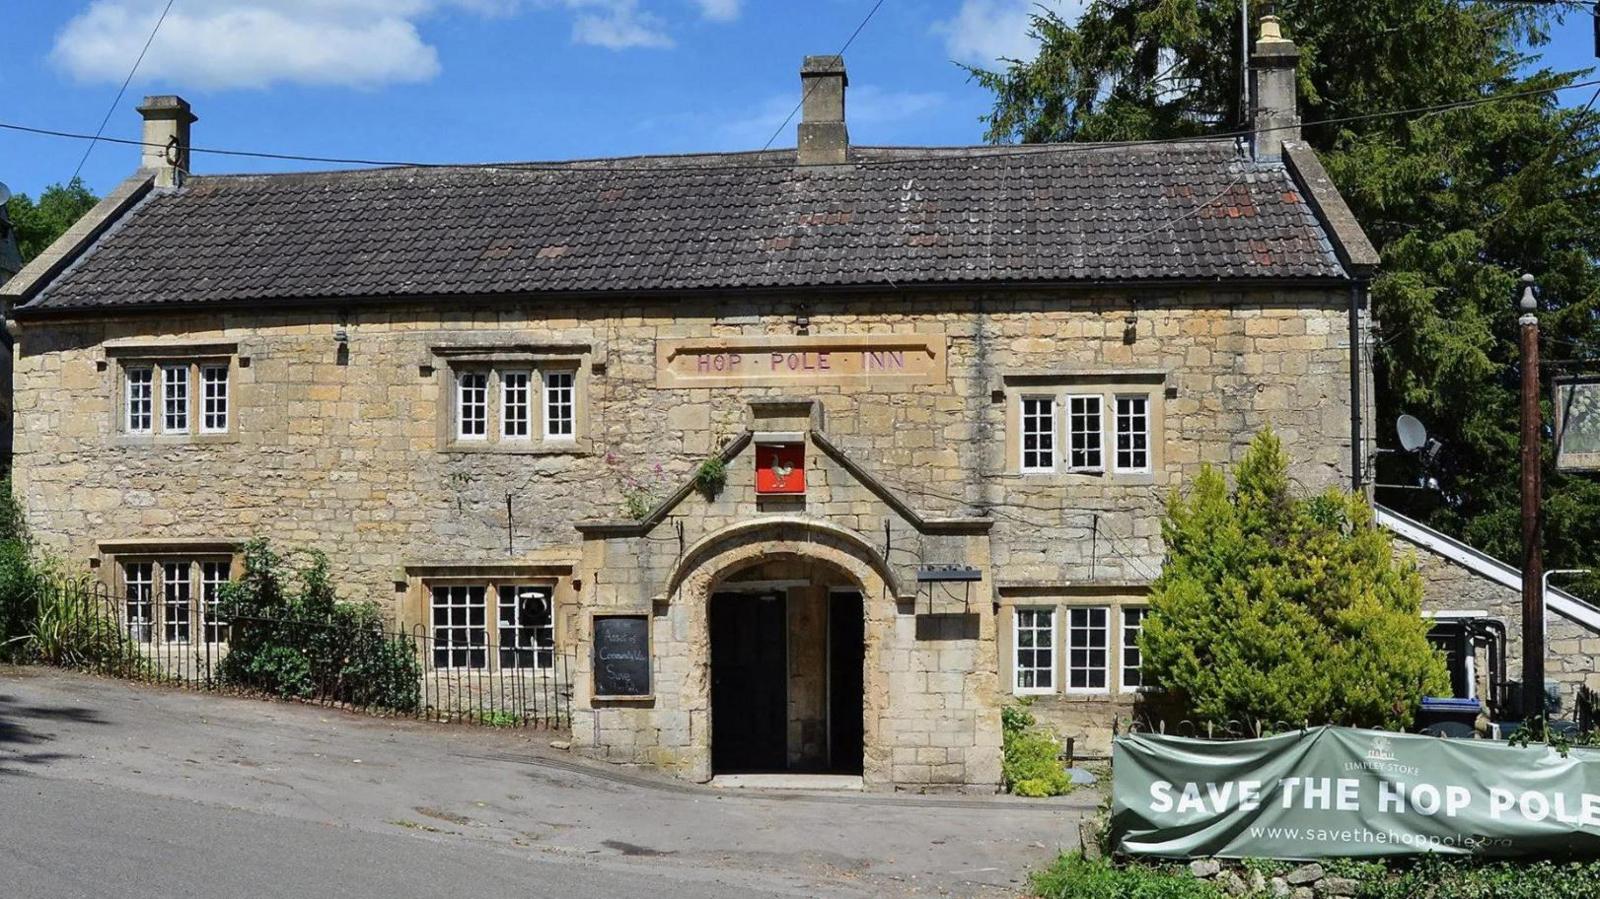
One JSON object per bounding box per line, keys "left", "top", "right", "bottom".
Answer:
{"left": 1, "top": 1, "right": 1597, "bottom": 202}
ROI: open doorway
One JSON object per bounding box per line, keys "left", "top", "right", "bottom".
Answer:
{"left": 827, "top": 589, "right": 865, "bottom": 774}
{"left": 708, "top": 570, "right": 866, "bottom": 777}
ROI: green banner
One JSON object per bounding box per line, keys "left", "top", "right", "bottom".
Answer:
{"left": 1112, "top": 726, "right": 1600, "bottom": 859}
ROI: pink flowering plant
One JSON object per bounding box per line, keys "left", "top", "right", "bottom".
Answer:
{"left": 606, "top": 453, "right": 671, "bottom": 520}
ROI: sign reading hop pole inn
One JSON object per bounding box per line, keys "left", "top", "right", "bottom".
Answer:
{"left": 1111, "top": 727, "right": 1600, "bottom": 859}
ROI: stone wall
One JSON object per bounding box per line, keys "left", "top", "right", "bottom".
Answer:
{"left": 13, "top": 286, "right": 1364, "bottom": 787}
{"left": 1402, "top": 538, "right": 1600, "bottom": 709}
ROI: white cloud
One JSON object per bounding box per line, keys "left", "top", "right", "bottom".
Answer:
{"left": 565, "top": 0, "right": 673, "bottom": 49}
{"left": 50, "top": 0, "right": 686, "bottom": 91}
{"left": 934, "top": 0, "right": 1087, "bottom": 66}
{"left": 693, "top": 0, "right": 740, "bottom": 22}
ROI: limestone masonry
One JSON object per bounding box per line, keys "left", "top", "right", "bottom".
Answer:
{"left": 17, "top": 37, "right": 1559, "bottom": 790}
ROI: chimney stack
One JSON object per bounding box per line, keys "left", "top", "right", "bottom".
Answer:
{"left": 1249, "top": 15, "right": 1299, "bottom": 161}
{"left": 797, "top": 55, "right": 848, "bottom": 165}
{"left": 137, "top": 95, "right": 197, "bottom": 187}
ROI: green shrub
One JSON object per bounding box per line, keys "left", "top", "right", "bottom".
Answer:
{"left": 1002, "top": 703, "right": 1074, "bottom": 797}
{"left": 1360, "top": 857, "right": 1600, "bottom": 899}
{"left": 1029, "top": 856, "right": 1600, "bottom": 899}
{"left": 218, "top": 539, "right": 421, "bottom": 713}
{"left": 19, "top": 574, "right": 136, "bottom": 671}
{"left": 1031, "top": 854, "right": 1220, "bottom": 899}
{"left": 1140, "top": 429, "right": 1449, "bottom": 730}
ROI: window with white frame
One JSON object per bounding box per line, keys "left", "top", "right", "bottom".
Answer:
{"left": 498, "top": 585, "right": 555, "bottom": 669}
{"left": 1013, "top": 608, "right": 1056, "bottom": 694}
{"left": 501, "top": 371, "right": 531, "bottom": 439}
{"left": 125, "top": 562, "right": 154, "bottom": 644}
{"left": 1067, "top": 394, "right": 1104, "bottom": 471}
{"left": 1067, "top": 606, "right": 1110, "bottom": 693}
{"left": 543, "top": 371, "right": 575, "bottom": 440}
{"left": 162, "top": 364, "right": 189, "bottom": 433}
{"left": 120, "top": 559, "right": 233, "bottom": 644}
{"left": 123, "top": 360, "right": 234, "bottom": 437}
{"left": 1120, "top": 607, "right": 1149, "bottom": 690}
{"left": 446, "top": 362, "right": 580, "bottom": 449}
{"left": 201, "top": 561, "right": 230, "bottom": 643}
{"left": 431, "top": 585, "right": 488, "bottom": 669}
{"left": 126, "top": 367, "right": 154, "bottom": 433}
{"left": 1020, "top": 396, "right": 1055, "bottom": 472}
{"left": 1115, "top": 395, "right": 1151, "bottom": 472}
{"left": 201, "top": 364, "right": 229, "bottom": 433}
{"left": 162, "top": 561, "right": 191, "bottom": 643}
{"left": 457, "top": 372, "right": 489, "bottom": 440}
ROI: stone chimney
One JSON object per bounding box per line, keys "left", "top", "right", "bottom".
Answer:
{"left": 797, "top": 55, "right": 848, "bottom": 166}
{"left": 136, "top": 95, "right": 197, "bottom": 187}
{"left": 1249, "top": 15, "right": 1300, "bottom": 161}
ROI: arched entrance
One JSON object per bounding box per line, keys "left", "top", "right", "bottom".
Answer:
{"left": 708, "top": 557, "right": 865, "bottom": 774}
{"left": 659, "top": 518, "right": 900, "bottom": 784}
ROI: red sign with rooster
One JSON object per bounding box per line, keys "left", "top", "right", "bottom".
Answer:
{"left": 755, "top": 443, "right": 806, "bottom": 495}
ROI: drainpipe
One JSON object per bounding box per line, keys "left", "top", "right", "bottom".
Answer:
{"left": 1349, "top": 280, "right": 1367, "bottom": 492}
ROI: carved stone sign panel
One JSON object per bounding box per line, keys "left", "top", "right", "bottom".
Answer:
{"left": 656, "top": 335, "right": 947, "bottom": 388}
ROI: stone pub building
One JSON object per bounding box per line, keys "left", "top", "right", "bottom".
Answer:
{"left": 5, "top": 24, "right": 1385, "bottom": 789}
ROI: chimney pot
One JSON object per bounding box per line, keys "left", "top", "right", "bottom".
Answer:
{"left": 797, "top": 55, "right": 848, "bottom": 166}
{"left": 1249, "top": 16, "right": 1299, "bottom": 161}
{"left": 137, "top": 95, "right": 197, "bottom": 188}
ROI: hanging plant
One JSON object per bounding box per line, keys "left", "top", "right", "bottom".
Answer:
{"left": 694, "top": 456, "right": 728, "bottom": 499}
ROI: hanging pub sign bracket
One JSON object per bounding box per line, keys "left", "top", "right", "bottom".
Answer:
{"left": 916, "top": 565, "right": 983, "bottom": 615}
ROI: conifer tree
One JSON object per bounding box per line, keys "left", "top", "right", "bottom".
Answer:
{"left": 1140, "top": 430, "right": 1449, "bottom": 728}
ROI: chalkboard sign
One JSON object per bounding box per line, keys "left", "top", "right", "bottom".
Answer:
{"left": 592, "top": 614, "right": 652, "bottom": 699}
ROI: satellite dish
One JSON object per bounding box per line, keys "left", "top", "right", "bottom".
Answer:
{"left": 0, "top": 182, "right": 11, "bottom": 206}
{"left": 1397, "top": 415, "right": 1428, "bottom": 453}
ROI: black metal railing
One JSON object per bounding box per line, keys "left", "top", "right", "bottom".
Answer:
{"left": 26, "top": 579, "right": 573, "bottom": 729}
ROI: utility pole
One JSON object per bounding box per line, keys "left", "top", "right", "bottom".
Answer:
{"left": 1519, "top": 273, "right": 1546, "bottom": 723}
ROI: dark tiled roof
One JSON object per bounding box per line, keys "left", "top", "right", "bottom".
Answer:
{"left": 24, "top": 141, "right": 1347, "bottom": 312}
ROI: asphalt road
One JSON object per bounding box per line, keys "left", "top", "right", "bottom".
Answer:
{"left": 0, "top": 668, "right": 1096, "bottom": 898}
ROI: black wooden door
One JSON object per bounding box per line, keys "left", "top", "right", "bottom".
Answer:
{"left": 710, "top": 592, "right": 787, "bottom": 772}
{"left": 828, "top": 590, "right": 865, "bottom": 774}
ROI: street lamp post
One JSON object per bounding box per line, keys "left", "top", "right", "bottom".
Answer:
{"left": 1518, "top": 274, "right": 1545, "bottom": 722}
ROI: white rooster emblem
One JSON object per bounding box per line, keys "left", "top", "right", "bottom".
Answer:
{"left": 770, "top": 455, "right": 796, "bottom": 487}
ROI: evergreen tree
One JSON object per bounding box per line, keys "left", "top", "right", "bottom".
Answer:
{"left": 1140, "top": 430, "right": 1449, "bottom": 728}
{"left": 972, "top": 1, "right": 1600, "bottom": 599}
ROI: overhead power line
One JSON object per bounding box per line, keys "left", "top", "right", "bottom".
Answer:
{"left": 2, "top": 75, "right": 1599, "bottom": 177}
{"left": 758, "top": 0, "right": 887, "bottom": 152}
{"left": 70, "top": 0, "right": 176, "bottom": 184}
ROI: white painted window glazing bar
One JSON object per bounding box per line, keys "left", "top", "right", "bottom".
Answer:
{"left": 1067, "top": 606, "right": 1110, "bottom": 693}
{"left": 162, "top": 561, "right": 192, "bottom": 643}
{"left": 1114, "top": 395, "right": 1151, "bottom": 473}
{"left": 1020, "top": 396, "right": 1055, "bottom": 472}
{"left": 162, "top": 364, "right": 190, "bottom": 433}
{"left": 201, "top": 364, "right": 229, "bottom": 433}
{"left": 126, "top": 367, "right": 154, "bottom": 433}
{"left": 501, "top": 371, "right": 531, "bottom": 439}
{"left": 1013, "top": 608, "right": 1055, "bottom": 694}
{"left": 1067, "top": 394, "right": 1104, "bottom": 471}
{"left": 543, "top": 371, "right": 574, "bottom": 440}
{"left": 1120, "top": 607, "right": 1149, "bottom": 691}
{"left": 201, "top": 561, "right": 230, "bottom": 643}
{"left": 497, "top": 585, "right": 554, "bottom": 669}
{"left": 431, "top": 585, "right": 486, "bottom": 669}
{"left": 456, "top": 372, "right": 488, "bottom": 440}
{"left": 125, "top": 562, "right": 154, "bottom": 644}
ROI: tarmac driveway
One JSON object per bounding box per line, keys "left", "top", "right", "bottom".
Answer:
{"left": 0, "top": 667, "right": 1096, "bottom": 897}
